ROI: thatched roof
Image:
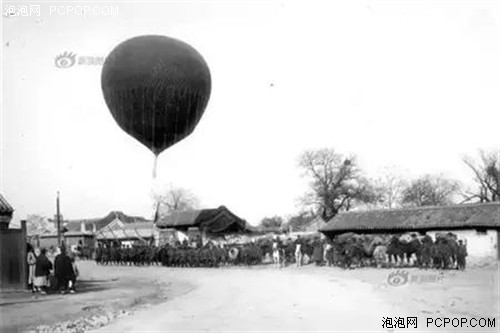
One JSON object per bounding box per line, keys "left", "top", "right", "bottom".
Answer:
{"left": 0, "top": 194, "right": 14, "bottom": 216}
{"left": 156, "top": 206, "right": 248, "bottom": 233}
{"left": 159, "top": 210, "right": 205, "bottom": 227}
{"left": 320, "top": 202, "right": 500, "bottom": 234}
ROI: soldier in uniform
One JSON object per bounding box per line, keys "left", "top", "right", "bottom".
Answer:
{"left": 188, "top": 247, "right": 197, "bottom": 267}
{"left": 171, "top": 243, "right": 180, "bottom": 266}
{"left": 123, "top": 245, "right": 132, "bottom": 265}
{"left": 419, "top": 235, "right": 433, "bottom": 269}
{"left": 433, "top": 235, "right": 452, "bottom": 269}
{"left": 139, "top": 246, "right": 147, "bottom": 265}
{"left": 272, "top": 236, "right": 282, "bottom": 268}
{"left": 167, "top": 244, "right": 176, "bottom": 266}
{"left": 312, "top": 237, "right": 323, "bottom": 266}
{"left": 294, "top": 235, "right": 303, "bottom": 267}
{"left": 219, "top": 243, "right": 228, "bottom": 267}
{"left": 109, "top": 242, "right": 118, "bottom": 265}
{"left": 179, "top": 242, "right": 188, "bottom": 267}
{"left": 457, "top": 240, "right": 468, "bottom": 270}
{"left": 131, "top": 245, "right": 137, "bottom": 265}
{"left": 283, "top": 238, "right": 294, "bottom": 265}
{"left": 323, "top": 240, "right": 333, "bottom": 266}
{"left": 102, "top": 243, "right": 110, "bottom": 265}
{"left": 95, "top": 243, "right": 103, "bottom": 265}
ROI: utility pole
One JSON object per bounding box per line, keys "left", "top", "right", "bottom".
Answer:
{"left": 56, "top": 191, "right": 61, "bottom": 246}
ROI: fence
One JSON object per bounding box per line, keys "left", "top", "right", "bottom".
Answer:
{"left": 0, "top": 221, "right": 27, "bottom": 289}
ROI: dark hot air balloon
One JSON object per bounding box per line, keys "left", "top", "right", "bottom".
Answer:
{"left": 101, "top": 35, "right": 211, "bottom": 175}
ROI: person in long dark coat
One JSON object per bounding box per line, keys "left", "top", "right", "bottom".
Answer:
{"left": 312, "top": 239, "right": 323, "bottom": 266}
{"left": 54, "top": 246, "right": 76, "bottom": 294}
{"left": 34, "top": 248, "right": 52, "bottom": 294}
{"left": 419, "top": 235, "right": 433, "bottom": 269}
{"left": 95, "top": 243, "right": 103, "bottom": 265}
{"left": 457, "top": 240, "right": 468, "bottom": 270}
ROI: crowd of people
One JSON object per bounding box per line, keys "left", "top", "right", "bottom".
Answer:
{"left": 93, "top": 239, "right": 263, "bottom": 267}
{"left": 26, "top": 243, "right": 78, "bottom": 294}
{"left": 25, "top": 232, "right": 467, "bottom": 297}
{"left": 91, "top": 232, "right": 468, "bottom": 270}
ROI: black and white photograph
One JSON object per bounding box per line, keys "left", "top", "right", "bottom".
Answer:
{"left": 1, "top": 1, "right": 499, "bottom": 332}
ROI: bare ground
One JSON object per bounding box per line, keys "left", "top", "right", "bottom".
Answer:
{"left": 1, "top": 261, "right": 499, "bottom": 332}
{"left": 0, "top": 262, "right": 193, "bottom": 332}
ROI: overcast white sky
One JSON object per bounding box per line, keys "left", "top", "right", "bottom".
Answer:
{"left": 2, "top": 1, "right": 499, "bottom": 226}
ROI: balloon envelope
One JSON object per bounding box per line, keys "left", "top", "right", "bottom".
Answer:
{"left": 101, "top": 35, "right": 211, "bottom": 156}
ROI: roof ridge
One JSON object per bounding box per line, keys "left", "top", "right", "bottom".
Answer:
{"left": 335, "top": 201, "right": 500, "bottom": 216}
{"left": 0, "top": 194, "right": 14, "bottom": 211}
{"left": 321, "top": 201, "right": 500, "bottom": 232}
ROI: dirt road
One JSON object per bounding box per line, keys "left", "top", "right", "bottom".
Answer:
{"left": 93, "top": 264, "right": 499, "bottom": 332}
{"left": 2, "top": 262, "right": 498, "bottom": 332}
{"left": 93, "top": 267, "right": 392, "bottom": 332}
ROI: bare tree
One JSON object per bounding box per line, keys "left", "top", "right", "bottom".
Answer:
{"left": 298, "top": 148, "right": 378, "bottom": 220}
{"left": 258, "top": 216, "right": 284, "bottom": 230}
{"left": 401, "top": 174, "right": 460, "bottom": 207}
{"left": 283, "top": 211, "right": 316, "bottom": 232}
{"left": 373, "top": 166, "right": 407, "bottom": 209}
{"left": 153, "top": 185, "right": 199, "bottom": 216}
{"left": 462, "top": 150, "right": 500, "bottom": 203}
{"left": 26, "top": 214, "right": 55, "bottom": 236}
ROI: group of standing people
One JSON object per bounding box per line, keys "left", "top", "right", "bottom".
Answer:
{"left": 272, "top": 235, "right": 324, "bottom": 268}
{"left": 27, "top": 243, "right": 78, "bottom": 294}
{"left": 94, "top": 240, "right": 264, "bottom": 267}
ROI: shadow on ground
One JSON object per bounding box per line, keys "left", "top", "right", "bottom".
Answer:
{"left": 0, "top": 278, "right": 118, "bottom": 307}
